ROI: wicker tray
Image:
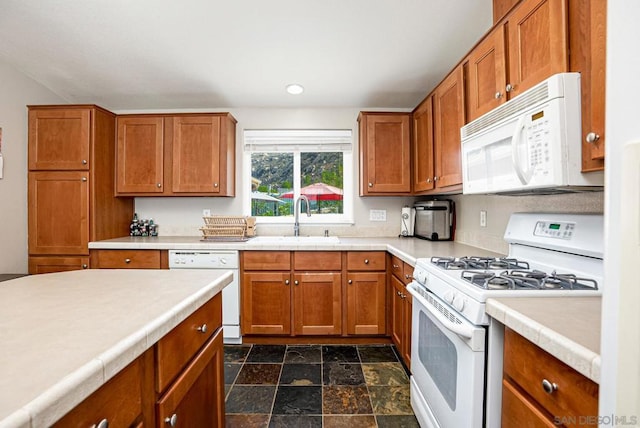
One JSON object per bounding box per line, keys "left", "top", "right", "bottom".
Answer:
{"left": 200, "top": 216, "right": 247, "bottom": 239}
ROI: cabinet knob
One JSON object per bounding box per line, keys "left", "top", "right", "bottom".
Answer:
{"left": 92, "top": 418, "right": 108, "bottom": 428}
{"left": 124, "top": 258, "right": 131, "bottom": 264}
{"left": 541, "top": 379, "right": 558, "bottom": 394}
{"left": 82, "top": 159, "right": 88, "bottom": 165}
{"left": 586, "top": 132, "right": 600, "bottom": 143}
{"left": 285, "top": 279, "right": 290, "bottom": 285}
{"left": 396, "top": 291, "right": 402, "bottom": 296}
{"left": 392, "top": 264, "right": 399, "bottom": 269}
{"left": 426, "top": 178, "right": 431, "bottom": 183}
{"left": 214, "top": 183, "right": 219, "bottom": 188}
{"left": 505, "top": 83, "right": 514, "bottom": 93}
{"left": 165, "top": 414, "right": 178, "bottom": 427}
{"left": 433, "top": 176, "right": 438, "bottom": 181}
{"left": 157, "top": 183, "right": 162, "bottom": 188}
{"left": 81, "top": 177, "right": 87, "bottom": 182}
{"left": 348, "top": 279, "right": 353, "bottom": 284}
{"left": 364, "top": 259, "right": 369, "bottom": 264}
{"left": 82, "top": 264, "right": 88, "bottom": 269}
{"left": 197, "top": 324, "right": 207, "bottom": 333}
{"left": 294, "top": 280, "right": 299, "bottom": 285}
{"left": 495, "top": 91, "right": 503, "bottom": 99}
{"left": 368, "top": 182, "right": 373, "bottom": 187}
{"left": 405, "top": 274, "right": 412, "bottom": 280}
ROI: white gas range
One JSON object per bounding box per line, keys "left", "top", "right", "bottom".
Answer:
{"left": 407, "top": 212, "right": 603, "bottom": 428}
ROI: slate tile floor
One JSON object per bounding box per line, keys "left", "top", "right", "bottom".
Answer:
{"left": 224, "top": 344, "right": 420, "bottom": 428}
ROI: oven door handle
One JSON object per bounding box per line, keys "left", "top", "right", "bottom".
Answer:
{"left": 407, "top": 284, "right": 477, "bottom": 340}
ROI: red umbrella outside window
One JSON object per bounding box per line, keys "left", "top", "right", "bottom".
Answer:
{"left": 279, "top": 182, "right": 343, "bottom": 201}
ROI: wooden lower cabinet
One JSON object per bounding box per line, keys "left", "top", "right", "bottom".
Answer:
{"left": 390, "top": 273, "right": 412, "bottom": 367}
{"left": 157, "top": 329, "right": 225, "bottom": 428}
{"left": 346, "top": 271, "right": 386, "bottom": 335}
{"left": 28, "top": 256, "right": 89, "bottom": 274}
{"left": 293, "top": 272, "right": 342, "bottom": 335}
{"left": 54, "top": 293, "right": 225, "bottom": 427}
{"left": 90, "top": 249, "right": 168, "bottom": 269}
{"left": 502, "top": 327, "right": 598, "bottom": 428}
{"left": 241, "top": 271, "right": 291, "bottom": 335}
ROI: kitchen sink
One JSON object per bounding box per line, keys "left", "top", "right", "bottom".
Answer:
{"left": 249, "top": 236, "right": 340, "bottom": 244}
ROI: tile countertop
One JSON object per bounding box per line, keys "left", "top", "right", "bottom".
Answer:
{"left": 88, "top": 235, "right": 505, "bottom": 266}
{"left": 486, "top": 296, "right": 602, "bottom": 383}
{"left": 0, "top": 269, "right": 233, "bottom": 428}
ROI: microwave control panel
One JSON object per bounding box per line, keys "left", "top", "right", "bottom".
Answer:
{"left": 526, "top": 110, "right": 551, "bottom": 173}
{"left": 534, "top": 221, "right": 575, "bottom": 240}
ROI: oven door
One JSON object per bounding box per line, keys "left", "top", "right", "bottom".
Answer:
{"left": 407, "top": 282, "right": 486, "bottom": 428}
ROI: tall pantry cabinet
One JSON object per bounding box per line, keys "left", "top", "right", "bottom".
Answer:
{"left": 28, "top": 105, "right": 133, "bottom": 274}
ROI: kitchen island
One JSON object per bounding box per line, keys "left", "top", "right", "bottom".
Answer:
{"left": 0, "top": 269, "right": 233, "bottom": 428}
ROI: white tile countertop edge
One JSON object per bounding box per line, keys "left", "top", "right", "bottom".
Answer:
{"left": 486, "top": 297, "right": 601, "bottom": 384}
{"left": 0, "top": 270, "right": 233, "bottom": 428}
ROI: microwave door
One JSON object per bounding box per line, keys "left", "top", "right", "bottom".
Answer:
{"left": 511, "top": 115, "right": 533, "bottom": 185}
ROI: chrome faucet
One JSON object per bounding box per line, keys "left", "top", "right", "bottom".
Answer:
{"left": 294, "top": 195, "right": 311, "bottom": 236}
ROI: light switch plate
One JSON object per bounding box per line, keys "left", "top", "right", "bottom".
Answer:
{"left": 370, "top": 209, "right": 387, "bottom": 221}
{"left": 480, "top": 210, "right": 487, "bottom": 227}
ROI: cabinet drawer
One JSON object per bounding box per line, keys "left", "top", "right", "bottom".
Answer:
{"left": 294, "top": 251, "right": 341, "bottom": 271}
{"left": 53, "top": 351, "right": 149, "bottom": 428}
{"left": 347, "top": 251, "right": 386, "bottom": 271}
{"left": 93, "top": 250, "right": 161, "bottom": 269}
{"left": 243, "top": 251, "right": 290, "bottom": 270}
{"left": 503, "top": 328, "right": 598, "bottom": 426}
{"left": 390, "top": 255, "right": 404, "bottom": 279}
{"left": 502, "top": 379, "right": 557, "bottom": 428}
{"left": 156, "top": 293, "right": 222, "bottom": 392}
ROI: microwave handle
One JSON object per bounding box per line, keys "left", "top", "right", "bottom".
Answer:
{"left": 511, "top": 115, "right": 533, "bottom": 185}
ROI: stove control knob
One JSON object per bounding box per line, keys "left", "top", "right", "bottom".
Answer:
{"left": 443, "top": 290, "right": 455, "bottom": 304}
{"left": 453, "top": 294, "right": 465, "bottom": 312}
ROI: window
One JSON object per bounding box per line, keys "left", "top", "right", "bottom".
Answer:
{"left": 243, "top": 130, "right": 353, "bottom": 223}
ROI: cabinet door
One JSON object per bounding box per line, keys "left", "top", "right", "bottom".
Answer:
{"left": 28, "top": 171, "right": 89, "bottom": 255}
{"left": 293, "top": 272, "right": 342, "bottom": 335}
{"left": 402, "top": 291, "right": 412, "bottom": 368}
{"left": 346, "top": 272, "right": 386, "bottom": 335}
{"left": 157, "top": 330, "right": 225, "bottom": 428}
{"left": 359, "top": 113, "right": 411, "bottom": 195}
{"left": 241, "top": 271, "right": 291, "bottom": 335}
{"left": 506, "top": 0, "right": 568, "bottom": 97}
{"left": 171, "top": 115, "right": 221, "bottom": 193}
{"left": 28, "top": 256, "right": 89, "bottom": 275}
{"left": 569, "top": 0, "right": 606, "bottom": 171}
{"left": 466, "top": 25, "right": 507, "bottom": 121}
{"left": 390, "top": 275, "right": 405, "bottom": 349}
{"left": 116, "top": 117, "right": 164, "bottom": 194}
{"left": 28, "top": 108, "right": 91, "bottom": 171}
{"left": 412, "top": 97, "right": 435, "bottom": 193}
{"left": 434, "top": 66, "right": 465, "bottom": 188}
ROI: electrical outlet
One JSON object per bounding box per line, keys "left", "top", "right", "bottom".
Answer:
{"left": 203, "top": 209, "right": 211, "bottom": 217}
{"left": 369, "top": 209, "right": 387, "bottom": 221}
{"left": 480, "top": 210, "right": 487, "bottom": 227}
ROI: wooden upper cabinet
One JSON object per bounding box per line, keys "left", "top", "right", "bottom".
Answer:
{"left": 412, "top": 97, "right": 435, "bottom": 193}
{"left": 569, "top": 0, "right": 606, "bottom": 171}
{"left": 466, "top": 26, "right": 507, "bottom": 121}
{"left": 493, "top": 0, "right": 520, "bottom": 23}
{"left": 505, "top": 0, "right": 568, "bottom": 97}
{"left": 358, "top": 112, "right": 411, "bottom": 195}
{"left": 28, "top": 171, "right": 89, "bottom": 255}
{"left": 28, "top": 108, "right": 91, "bottom": 170}
{"left": 116, "top": 113, "right": 236, "bottom": 196}
{"left": 433, "top": 66, "right": 465, "bottom": 189}
{"left": 171, "top": 115, "right": 221, "bottom": 193}
{"left": 116, "top": 116, "right": 164, "bottom": 194}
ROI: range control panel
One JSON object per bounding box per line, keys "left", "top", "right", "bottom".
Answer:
{"left": 534, "top": 221, "right": 575, "bottom": 240}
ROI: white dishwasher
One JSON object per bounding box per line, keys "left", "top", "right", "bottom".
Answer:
{"left": 168, "top": 250, "right": 241, "bottom": 344}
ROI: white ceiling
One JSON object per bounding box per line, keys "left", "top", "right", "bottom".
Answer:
{"left": 0, "top": 0, "right": 493, "bottom": 110}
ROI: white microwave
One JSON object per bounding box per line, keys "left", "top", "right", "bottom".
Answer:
{"left": 460, "top": 72, "right": 604, "bottom": 195}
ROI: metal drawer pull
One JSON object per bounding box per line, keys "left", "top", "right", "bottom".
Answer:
{"left": 364, "top": 259, "right": 369, "bottom": 264}
{"left": 368, "top": 182, "right": 373, "bottom": 187}
{"left": 348, "top": 279, "right": 353, "bottom": 284}
{"left": 285, "top": 279, "right": 290, "bottom": 285}
{"left": 586, "top": 132, "right": 600, "bottom": 143}
{"left": 157, "top": 183, "right": 162, "bottom": 188}
{"left": 82, "top": 159, "right": 88, "bottom": 165}
{"left": 542, "top": 379, "right": 558, "bottom": 394}
{"left": 495, "top": 91, "right": 502, "bottom": 99}
{"left": 197, "top": 324, "right": 207, "bottom": 333}
{"left": 82, "top": 264, "right": 88, "bottom": 269}
{"left": 397, "top": 291, "right": 402, "bottom": 296}
{"left": 81, "top": 177, "right": 87, "bottom": 182}
{"left": 165, "top": 414, "right": 177, "bottom": 426}
{"left": 92, "top": 419, "right": 108, "bottom": 428}
{"left": 294, "top": 280, "right": 299, "bottom": 285}
{"left": 124, "top": 258, "right": 131, "bottom": 264}
{"left": 393, "top": 264, "right": 399, "bottom": 269}
{"left": 405, "top": 274, "right": 412, "bottom": 280}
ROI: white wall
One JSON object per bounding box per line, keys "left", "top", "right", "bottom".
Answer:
{"left": 0, "top": 60, "right": 65, "bottom": 273}
{"left": 129, "top": 107, "right": 415, "bottom": 237}
{"left": 600, "top": 1, "right": 640, "bottom": 421}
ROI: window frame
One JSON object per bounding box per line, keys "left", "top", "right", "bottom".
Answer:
{"left": 242, "top": 130, "right": 354, "bottom": 225}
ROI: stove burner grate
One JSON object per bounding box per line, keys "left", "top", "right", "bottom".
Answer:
{"left": 460, "top": 269, "right": 599, "bottom": 291}
{"left": 431, "top": 256, "right": 530, "bottom": 271}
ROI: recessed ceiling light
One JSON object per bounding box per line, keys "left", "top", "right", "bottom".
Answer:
{"left": 286, "top": 84, "right": 304, "bottom": 95}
